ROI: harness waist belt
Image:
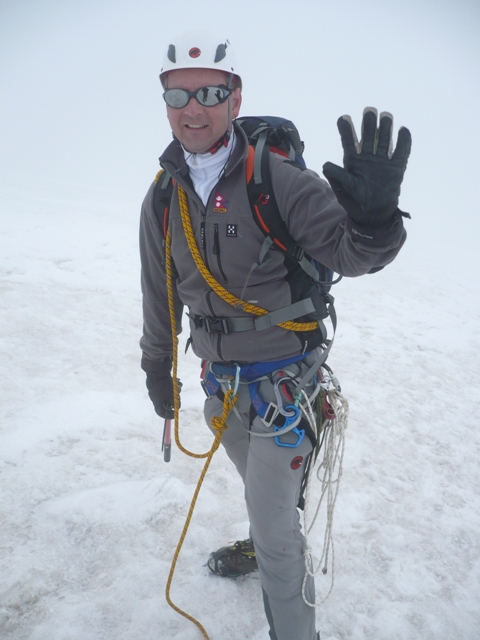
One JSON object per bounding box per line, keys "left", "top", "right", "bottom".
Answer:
{"left": 210, "top": 352, "right": 310, "bottom": 382}
{"left": 189, "top": 298, "right": 316, "bottom": 335}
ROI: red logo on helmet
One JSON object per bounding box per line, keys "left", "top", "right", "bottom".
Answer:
{"left": 290, "top": 456, "right": 304, "bottom": 470}
{"left": 189, "top": 47, "right": 201, "bottom": 58}
{"left": 258, "top": 193, "right": 270, "bottom": 205}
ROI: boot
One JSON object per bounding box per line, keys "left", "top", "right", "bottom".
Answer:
{"left": 207, "top": 538, "right": 258, "bottom": 578}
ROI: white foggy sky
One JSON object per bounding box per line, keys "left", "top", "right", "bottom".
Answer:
{"left": 1, "top": 0, "right": 479, "bottom": 264}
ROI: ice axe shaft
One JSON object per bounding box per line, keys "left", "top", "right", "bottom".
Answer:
{"left": 162, "top": 419, "right": 171, "bottom": 462}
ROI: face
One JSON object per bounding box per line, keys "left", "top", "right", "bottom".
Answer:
{"left": 165, "top": 68, "right": 242, "bottom": 154}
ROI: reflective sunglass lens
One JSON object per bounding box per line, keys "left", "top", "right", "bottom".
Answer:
{"left": 164, "top": 89, "right": 189, "bottom": 108}
{"left": 163, "top": 85, "right": 231, "bottom": 109}
{"left": 197, "top": 86, "right": 229, "bottom": 106}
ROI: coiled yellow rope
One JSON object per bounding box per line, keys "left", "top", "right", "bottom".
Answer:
{"left": 177, "top": 184, "right": 319, "bottom": 333}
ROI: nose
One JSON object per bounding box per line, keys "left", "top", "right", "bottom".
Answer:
{"left": 182, "top": 95, "right": 204, "bottom": 116}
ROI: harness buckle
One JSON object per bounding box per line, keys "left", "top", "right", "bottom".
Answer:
{"left": 292, "top": 245, "right": 304, "bottom": 261}
{"left": 204, "top": 317, "right": 231, "bottom": 334}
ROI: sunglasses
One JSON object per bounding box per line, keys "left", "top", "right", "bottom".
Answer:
{"left": 163, "top": 84, "right": 232, "bottom": 109}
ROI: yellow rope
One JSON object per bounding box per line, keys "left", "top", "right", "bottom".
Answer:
{"left": 164, "top": 218, "right": 238, "bottom": 639}
{"left": 177, "top": 184, "right": 319, "bottom": 333}
{"left": 164, "top": 387, "right": 237, "bottom": 640}
{"left": 165, "top": 231, "right": 210, "bottom": 460}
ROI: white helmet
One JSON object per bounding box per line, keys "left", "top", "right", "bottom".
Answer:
{"left": 160, "top": 30, "right": 242, "bottom": 89}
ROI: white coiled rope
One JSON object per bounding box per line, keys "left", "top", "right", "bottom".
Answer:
{"left": 301, "top": 387, "right": 349, "bottom": 606}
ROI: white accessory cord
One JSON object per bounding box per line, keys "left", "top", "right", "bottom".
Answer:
{"left": 301, "top": 387, "right": 349, "bottom": 606}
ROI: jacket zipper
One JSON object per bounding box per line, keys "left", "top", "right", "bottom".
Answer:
{"left": 200, "top": 211, "right": 210, "bottom": 272}
{"left": 202, "top": 214, "right": 223, "bottom": 359}
{"left": 213, "top": 223, "right": 228, "bottom": 284}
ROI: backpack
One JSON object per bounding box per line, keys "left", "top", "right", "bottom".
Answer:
{"left": 237, "top": 116, "right": 338, "bottom": 295}
{"left": 152, "top": 116, "right": 339, "bottom": 351}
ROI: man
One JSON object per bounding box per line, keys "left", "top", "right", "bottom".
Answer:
{"left": 140, "top": 31, "right": 411, "bottom": 640}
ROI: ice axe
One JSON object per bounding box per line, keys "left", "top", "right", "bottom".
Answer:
{"left": 162, "top": 418, "right": 171, "bottom": 462}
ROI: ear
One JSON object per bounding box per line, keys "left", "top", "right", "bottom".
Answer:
{"left": 230, "top": 88, "right": 242, "bottom": 119}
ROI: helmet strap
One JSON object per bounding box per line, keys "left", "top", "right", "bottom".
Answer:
{"left": 207, "top": 92, "right": 233, "bottom": 154}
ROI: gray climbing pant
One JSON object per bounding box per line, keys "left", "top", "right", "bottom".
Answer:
{"left": 204, "top": 356, "right": 320, "bottom": 640}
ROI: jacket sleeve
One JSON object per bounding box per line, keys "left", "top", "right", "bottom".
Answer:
{"left": 139, "top": 180, "right": 184, "bottom": 369}
{"left": 270, "top": 154, "right": 407, "bottom": 277}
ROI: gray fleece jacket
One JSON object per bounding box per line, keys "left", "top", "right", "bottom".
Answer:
{"left": 140, "top": 123, "right": 406, "bottom": 368}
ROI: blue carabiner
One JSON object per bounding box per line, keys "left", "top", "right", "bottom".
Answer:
{"left": 274, "top": 405, "right": 305, "bottom": 448}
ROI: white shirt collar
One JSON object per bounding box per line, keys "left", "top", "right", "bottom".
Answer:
{"left": 184, "top": 132, "right": 236, "bottom": 206}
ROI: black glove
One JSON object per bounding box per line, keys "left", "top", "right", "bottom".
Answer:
{"left": 144, "top": 358, "right": 180, "bottom": 420}
{"left": 323, "top": 108, "right": 412, "bottom": 229}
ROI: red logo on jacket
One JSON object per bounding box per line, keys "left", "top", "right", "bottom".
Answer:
{"left": 214, "top": 192, "right": 227, "bottom": 213}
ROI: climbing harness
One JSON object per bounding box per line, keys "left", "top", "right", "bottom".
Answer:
{"left": 202, "top": 359, "right": 318, "bottom": 447}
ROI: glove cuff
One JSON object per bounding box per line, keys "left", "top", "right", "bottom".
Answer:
{"left": 347, "top": 210, "right": 406, "bottom": 248}
{"left": 141, "top": 355, "right": 172, "bottom": 376}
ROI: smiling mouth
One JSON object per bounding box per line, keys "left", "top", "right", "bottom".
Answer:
{"left": 185, "top": 124, "right": 208, "bottom": 129}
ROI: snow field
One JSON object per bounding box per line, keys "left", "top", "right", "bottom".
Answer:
{"left": 1, "top": 179, "right": 479, "bottom": 639}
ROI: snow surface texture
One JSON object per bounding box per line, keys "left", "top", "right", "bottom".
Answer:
{"left": 1, "top": 178, "right": 479, "bottom": 640}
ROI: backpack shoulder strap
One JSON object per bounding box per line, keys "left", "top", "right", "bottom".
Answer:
{"left": 245, "top": 143, "right": 320, "bottom": 282}
{"left": 152, "top": 169, "right": 175, "bottom": 239}
{"left": 245, "top": 145, "right": 255, "bottom": 185}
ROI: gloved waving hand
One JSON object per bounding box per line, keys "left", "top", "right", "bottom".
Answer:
{"left": 323, "top": 108, "right": 412, "bottom": 229}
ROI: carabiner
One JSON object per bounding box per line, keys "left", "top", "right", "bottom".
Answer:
{"left": 274, "top": 405, "right": 305, "bottom": 448}
{"left": 233, "top": 363, "right": 241, "bottom": 395}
